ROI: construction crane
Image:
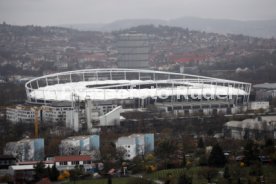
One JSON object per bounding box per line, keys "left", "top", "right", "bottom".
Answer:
{"left": 32, "top": 107, "right": 44, "bottom": 138}
{"left": 34, "top": 108, "right": 39, "bottom": 138}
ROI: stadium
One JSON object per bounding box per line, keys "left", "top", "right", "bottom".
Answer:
{"left": 25, "top": 68, "right": 251, "bottom": 114}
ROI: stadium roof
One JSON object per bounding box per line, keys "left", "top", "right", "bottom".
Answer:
{"left": 25, "top": 68, "right": 251, "bottom": 103}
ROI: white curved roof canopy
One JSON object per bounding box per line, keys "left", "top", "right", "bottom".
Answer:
{"left": 25, "top": 68, "right": 251, "bottom": 102}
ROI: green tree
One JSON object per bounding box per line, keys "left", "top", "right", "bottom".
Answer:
{"left": 108, "top": 175, "right": 112, "bottom": 184}
{"left": 199, "top": 155, "right": 208, "bottom": 166}
{"left": 198, "top": 167, "right": 218, "bottom": 183}
{"left": 182, "top": 154, "right": 186, "bottom": 167}
{"left": 101, "top": 142, "right": 117, "bottom": 161}
{"left": 207, "top": 129, "right": 214, "bottom": 137}
{"left": 34, "top": 161, "right": 47, "bottom": 180}
{"left": 70, "top": 165, "right": 84, "bottom": 181}
{"left": 47, "top": 166, "right": 51, "bottom": 179}
{"left": 155, "top": 138, "right": 177, "bottom": 169}
{"left": 49, "top": 164, "right": 59, "bottom": 181}
{"left": 244, "top": 140, "right": 259, "bottom": 165}
{"left": 177, "top": 174, "right": 192, "bottom": 184}
{"left": 223, "top": 165, "right": 230, "bottom": 179}
{"left": 131, "top": 156, "right": 145, "bottom": 174}
{"left": 116, "top": 146, "right": 127, "bottom": 162}
{"left": 265, "top": 138, "right": 274, "bottom": 147}
{"left": 197, "top": 137, "right": 205, "bottom": 149}
{"left": 263, "top": 138, "right": 275, "bottom": 155}
{"left": 249, "top": 162, "right": 263, "bottom": 176}
{"left": 208, "top": 143, "right": 227, "bottom": 167}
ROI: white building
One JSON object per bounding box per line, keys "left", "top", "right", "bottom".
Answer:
{"left": 224, "top": 116, "right": 276, "bottom": 140}
{"left": 98, "top": 106, "right": 122, "bottom": 126}
{"left": 155, "top": 101, "right": 240, "bottom": 116}
{"left": 65, "top": 100, "right": 122, "bottom": 132}
{"left": 6, "top": 105, "right": 35, "bottom": 123}
{"left": 54, "top": 155, "right": 93, "bottom": 171}
{"left": 116, "top": 133, "right": 154, "bottom": 160}
{"left": 59, "top": 135, "right": 100, "bottom": 156}
{"left": 6, "top": 102, "right": 73, "bottom": 124}
{"left": 248, "top": 101, "right": 270, "bottom": 111}
{"left": 42, "top": 101, "right": 73, "bottom": 123}
{"left": 66, "top": 110, "right": 80, "bottom": 132}
{"left": 4, "top": 138, "right": 44, "bottom": 161}
{"left": 253, "top": 83, "right": 276, "bottom": 101}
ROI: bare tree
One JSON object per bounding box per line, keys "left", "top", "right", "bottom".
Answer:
{"left": 116, "top": 146, "right": 127, "bottom": 162}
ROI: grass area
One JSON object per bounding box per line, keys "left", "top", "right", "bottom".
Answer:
{"left": 64, "top": 165, "right": 276, "bottom": 184}
{"left": 147, "top": 167, "right": 208, "bottom": 183}
{"left": 262, "top": 165, "right": 276, "bottom": 183}
{"left": 185, "top": 166, "right": 211, "bottom": 184}
{"left": 64, "top": 177, "right": 129, "bottom": 184}
{"left": 148, "top": 168, "right": 186, "bottom": 180}
{"left": 235, "top": 165, "right": 276, "bottom": 183}
{"left": 147, "top": 165, "right": 276, "bottom": 184}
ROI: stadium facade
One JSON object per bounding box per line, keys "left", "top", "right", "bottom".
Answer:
{"left": 25, "top": 68, "right": 251, "bottom": 115}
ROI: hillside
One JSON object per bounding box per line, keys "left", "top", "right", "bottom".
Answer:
{"left": 61, "top": 17, "right": 276, "bottom": 38}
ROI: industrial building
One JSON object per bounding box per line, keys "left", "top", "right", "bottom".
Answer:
{"left": 6, "top": 102, "right": 73, "bottom": 124}
{"left": 117, "top": 33, "right": 149, "bottom": 69}
{"left": 5, "top": 101, "right": 121, "bottom": 132}
{"left": 247, "top": 101, "right": 270, "bottom": 111}
{"left": 156, "top": 100, "right": 238, "bottom": 116}
{"left": 224, "top": 116, "right": 276, "bottom": 140}
{"left": 41, "top": 101, "right": 73, "bottom": 123}
{"left": 115, "top": 133, "right": 154, "bottom": 160}
{"left": 4, "top": 138, "right": 44, "bottom": 161}
{"left": 6, "top": 105, "right": 35, "bottom": 123}
{"left": 59, "top": 135, "right": 100, "bottom": 156}
{"left": 253, "top": 83, "right": 276, "bottom": 101}
{"left": 65, "top": 100, "right": 122, "bottom": 132}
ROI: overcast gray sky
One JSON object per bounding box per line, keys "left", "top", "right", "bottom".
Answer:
{"left": 0, "top": 0, "right": 276, "bottom": 26}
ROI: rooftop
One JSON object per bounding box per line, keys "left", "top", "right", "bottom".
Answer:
{"left": 29, "top": 80, "right": 248, "bottom": 101}
{"left": 253, "top": 83, "right": 276, "bottom": 89}
{"left": 7, "top": 138, "right": 43, "bottom": 145}
{"left": 116, "top": 133, "right": 152, "bottom": 145}
{"left": 0, "top": 155, "right": 16, "bottom": 159}
{"left": 62, "top": 135, "right": 97, "bottom": 141}
{"left": 54, "top": 155, "right": 92, "bottom": 162}
{"left": 18, "top": 160, "right": 54, "bottom": 165}
{"left": 225, "top": 116, "right": 276, "bottom": 130}
{"left": 26, "top": 68, "right": 251, "bottom": 103}
{"left": 49, "top": 101, "right": 73, "bottom": 107}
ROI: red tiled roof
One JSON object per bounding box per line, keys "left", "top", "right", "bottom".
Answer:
{"left": 175, "top": 58, "right": 193, "bottom": 63}
{"left": 18, "top": 160, "right": 54, "bottom": 165}
{"left": 54, "top": 155, "right": 92, "bottom": 162}
{"left": 170, "top": 52, "right": 211, "bottom": 63}
{"left": 175, "top": 56, "right": 208, "bottom": 63}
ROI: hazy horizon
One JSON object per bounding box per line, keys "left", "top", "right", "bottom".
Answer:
{"left": 1, "top": 0, "right": 276, "bottom": 26}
